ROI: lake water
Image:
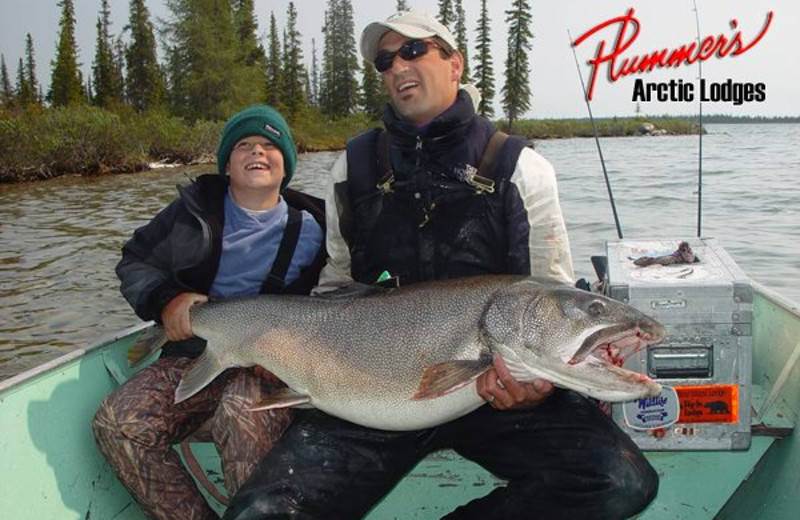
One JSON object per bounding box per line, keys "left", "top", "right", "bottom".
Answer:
{"left": 1, "top": 124, "right": 798, "bottom": 381}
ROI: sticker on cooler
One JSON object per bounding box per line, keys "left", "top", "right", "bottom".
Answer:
{"left": 674, "top": 384, "right": 739, "bottom": 424}
{"left": 623, "top": 386, "right": 680, "bottom": 430}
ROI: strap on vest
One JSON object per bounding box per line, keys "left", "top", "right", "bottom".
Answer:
{"left": 261, "top": 206, "right": 302, "bottom": 294}
{"left": 375, "top": 129, "right": 508, "bottom": 195}
{"left": 471, "top": 131, "right": 509, "bottom": 194}
{"left": 376, "top": 129, "right": 394, "bottom": 193}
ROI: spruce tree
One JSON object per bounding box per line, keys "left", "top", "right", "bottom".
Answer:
{"left": 473, "top": 0, "right": 495, "bottom": 117}
{"left": 396, "top": 0, "right": 411, "bottom": 11}
{"left": 49, "top": 0, "right": 84, "bottom": 107}
{"left": 1, "top": 55, "right": 14, "bottom": 109}
{"left": 265, "top": 12, "right": 283, "bottom": 109}
{"left": 309, "top": 38, "right": 319, "bottom": 106}
{"left": 361, "top": 59, "right": 386, "bottom": 120}
{"left": 16, "top": 58, "right": 36, "bottom": 108}
{"left": 454, "top": 0, "right": 469, "bottom": 82}
{"left": 24, "top": 34, "right": 41, "bottom": 105}
{"left": 126, "top": 0, "right": 164, "bottom": 112}
{"left": 233, "top": 0, "right": 266, "bottom": 67}
{"left": 164, "top": 0, "right": 262, "bottom": 121}
{"left": 92, "top": 0, "right": 122, "bottom": 108}
{"left": 437, "top": 0, "right": 454, "bottom": 28}
{"left": 501, "top": 0, "right": 533, "bottom": 131}
{"left": 280, "top": 2, "right": 307, "bottom": 121}
{"left": 320, "top": 0, "right": 360, "bottom": 118}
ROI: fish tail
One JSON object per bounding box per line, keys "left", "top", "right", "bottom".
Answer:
{"left": 175, "top": 346, "right": 228, "bottom": 403}
{"left": 128, "top": 325, "right": 169, "bottom": 367}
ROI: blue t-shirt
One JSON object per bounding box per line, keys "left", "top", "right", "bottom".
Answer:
{"left": 209, "top": 192, "right": 323, "bottom": 299}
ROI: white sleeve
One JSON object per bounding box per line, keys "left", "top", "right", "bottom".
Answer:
{"left": 314, "top": 151, "right": 355, "bottom": 293}
{"left": 510, "top": 147, "right": 575, "bottom": 284}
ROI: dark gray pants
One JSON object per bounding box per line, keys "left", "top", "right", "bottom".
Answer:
{"left": 223, "top": 389, "right": 658, "bottom": 520}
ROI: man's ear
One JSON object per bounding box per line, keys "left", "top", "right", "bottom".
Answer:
{"left": 450, "top": 51, "right": 464, "bottom": 82}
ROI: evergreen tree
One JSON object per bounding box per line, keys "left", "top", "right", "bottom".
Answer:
{"left": 1, "top": 55, "right": 14, "bottom": 109}
{"left": 309, "top": 37, "right": 319, "bottom": 106}
{"left": 396, "top": 0, "right": 411, "bottom": 11}
{"left": 233, "top": 0, "right": 266, "bottom": 67}
{"left": 264, "top": 12, "right": 283, "bottom": 109}
{"left": 164, "top": 0, "right": 262, "bottom": 121}
{"left": 92, "top": 0, "right": 123, "bottom": 108}
{"left": 17, "top": 58, "right": 35, "bottom": 107}
{"left": 126, "top": 0, "right": 164, "bottom": 112}
{"left": 49, "top": 0, "right": 84, "bottom": 107}
{"left": 454, "top": 0, "right": 469, "bottom": 81}
{"left": 437, "top": 0, "right": 454, "bottom": 28}
{"left": 320, "top": 0, "right": 360, "bottom": 118}
{"left": 501, "top": 0, "right": 533, "bottom": 131}
{"left": 473, "top": 0, "right": 494, "bottom": 117}
{"left": 280, "top": 2, "right": 307, "bottom": 120}
{"left": 113, "top": 35, "right": 127, "bottom": 103}
{"left": 361, "top": 58, "right": 386, "bottom": 120}
{"left": 24, "top": 34, "right": 41, "bottom": 105}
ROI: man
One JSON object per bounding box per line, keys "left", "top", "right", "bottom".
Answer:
{"left": 225, "top": 12, "right": 657, "bottom": 520}
{"left": 93, "top": 105, "right": 326, "bottom": 520}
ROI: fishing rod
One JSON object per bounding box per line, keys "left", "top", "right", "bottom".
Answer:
{"left": 568, "top": 30, "right": 623, "bottom": 240}
{"left": 692, "top": 0, "right": 704, "bottom": 237}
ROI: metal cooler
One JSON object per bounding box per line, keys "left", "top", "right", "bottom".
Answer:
{"left": 605, "top": 238, "right": 753, "bottom": 450}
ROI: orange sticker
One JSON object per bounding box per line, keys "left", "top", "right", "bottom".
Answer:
{"left": 674, "top": 384, "right": 739, "bottom": 424}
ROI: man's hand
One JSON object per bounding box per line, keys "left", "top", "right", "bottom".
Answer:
{"left": 161, "top": 292, "right": 208, "bottom": 342}
{"left": 476, "top": 354, "right": 554, "bottom": 410}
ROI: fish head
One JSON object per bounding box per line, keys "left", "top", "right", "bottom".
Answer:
{"left": 480, "top": 280, "right": 665, "bottom": 402}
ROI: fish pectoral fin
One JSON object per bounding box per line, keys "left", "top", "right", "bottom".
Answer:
{"left": 249, "top": 388, "right": 312, "bottom": 411}
{"left": 175, "top": 348, "right": 228, "bottom": 403}
{"left": 412, "top": 356, "right": 493, "bottom": 400}
{"left": 128, "top": 324, "right": 168, "bottom": 367}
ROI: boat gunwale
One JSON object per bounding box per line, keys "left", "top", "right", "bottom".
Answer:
{"left": 0, "top": 321, "right": 153, "bottom": 394}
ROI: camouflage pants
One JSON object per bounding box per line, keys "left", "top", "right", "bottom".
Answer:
{"left": 92, "top": 357, "right": 293, "bottom": 520}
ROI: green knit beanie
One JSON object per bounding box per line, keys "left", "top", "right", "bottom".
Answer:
{"left": 217, "top": 105, "right": 297, "bottom": 190}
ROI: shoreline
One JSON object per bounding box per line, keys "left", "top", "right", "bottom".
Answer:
{"left": 1, "top": 108, "right": 795, "bottom": 183}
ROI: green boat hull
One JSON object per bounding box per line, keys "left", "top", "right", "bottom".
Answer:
{"left": 1, "top": 282, "right": 797, "bottom": 519}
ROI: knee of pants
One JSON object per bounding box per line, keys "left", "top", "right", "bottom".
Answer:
{"left": 598, "top": 450, "right": 659, "bottom": 519}
{"left": 92, "top": 396, "right": 168, "bottom": 449}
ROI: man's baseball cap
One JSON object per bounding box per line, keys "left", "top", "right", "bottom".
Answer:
{"left": 360, "top": 11, "right": 458, "bottom": 63}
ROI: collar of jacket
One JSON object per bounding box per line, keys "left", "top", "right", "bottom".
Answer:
{"left": 383, "top": 89, "right": 475, "bottom": 150}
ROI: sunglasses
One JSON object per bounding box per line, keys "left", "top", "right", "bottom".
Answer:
{"left": 374, "top": 40, "right": 442, "bottom": 73}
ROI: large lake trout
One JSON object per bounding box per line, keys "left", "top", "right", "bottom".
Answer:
{"left": 130, "top": 276, "right": 664, "bottom": 431}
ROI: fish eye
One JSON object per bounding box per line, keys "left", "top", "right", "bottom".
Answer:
{"left": 587, "top": 300, "right": 606, "bottom": 317}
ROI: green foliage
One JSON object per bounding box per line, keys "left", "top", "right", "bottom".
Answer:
{"left": 0, "top": 56, "right": 13, "bottom": 109}
{"left": 502, "top": 0, "right": 533, "bottom": 131}
{"left": 473, "top": 0, "right": 494, "bottom": 118}
{"left": 126, "top": 0, "right": 165, "bottom": 112}
{"left": 164, "top": 0, "right": 262, "bottom": 121}
{"left": 319, "top": 0, "right": 360, "bottom": 118}
{"left": 92, "top": 0, "right": 123, "bottom": 108}
{"left": 281, "top": 2, "right": 307, "bottom": 121}
{"left": 454, "top": 0, "right": 469, "bottom": 82}
{"left": 291, "top": 109, "right": 379, "bottom": 151}
{"left": 49, "top": 0, "right": 84, "bottom": 107}
{"left": 0, "top": 107, "right": 226, "bottom": 181}
{"left": 360, "top": 59, "right": 386, "bottom": 120}
{"left": 437, "top": 0, "right": 454, "bottom": 27}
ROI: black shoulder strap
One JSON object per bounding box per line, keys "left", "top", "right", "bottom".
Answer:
{"left": 375, "top": 129, "right": 394, "bottom": 192}
{"left": 261, "top": 206, "right": 302, "bottom": 294}
{"left": 476, "top": 131, "right": 509, "bottom": 187}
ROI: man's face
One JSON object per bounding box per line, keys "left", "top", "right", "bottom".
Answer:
{"left": 226, "top": 136, "right": 285, "bottom": 196}
{"left": 378, "top": 31, "right": 463, "bottom": 127}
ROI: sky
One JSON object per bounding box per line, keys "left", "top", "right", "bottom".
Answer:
{"left": 0, "top": 0, "right": 796, "bottom": 119}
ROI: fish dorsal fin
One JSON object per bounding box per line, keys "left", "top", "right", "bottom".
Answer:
{"left": 249, "top": 387, "right": 312, "bottom": 411}
{"left": 412, "top": 355, "right": 493, "bottom": 400}
{"left": 175, "top": 348, "right": 229, "bottom": 403}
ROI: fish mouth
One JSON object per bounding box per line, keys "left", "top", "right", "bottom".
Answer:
{"left": 568, "top": 322, "right": 665, "bottom": 367}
